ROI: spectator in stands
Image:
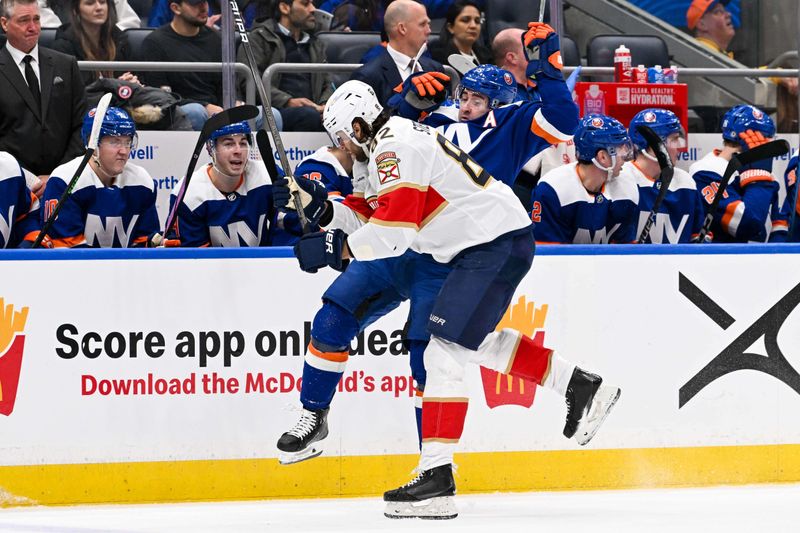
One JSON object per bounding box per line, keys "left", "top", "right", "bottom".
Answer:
{"left": 492, "top": 27, "right": 537, "bottom": 102}
{"left": 51, "top": 0, "right": 139, "bottom": 86}
{"left": 686, "top": 0, "right": 734, "bottom": 58}
{"left": 39, "top": 0, "right": 141, "bottom": 29}
{"left": 138, "top": 0, "right": 224, "bottom": 131}
{"left": 350, "top": 0, "right": 442, "bottom": 107}
{"left": 690, "top": 104, "right": 788, "bottom": 243}
{"left": 322, "top": 0, "right": 387, "bottom": 32}
{"left": 0, "top": 0, "right": 87, "bottom": 181}
{"left": 429, "top": 0, "right": 490, "bottom": 70}
{"left": 240, "top": 0, "right": 331, "bottom": 132}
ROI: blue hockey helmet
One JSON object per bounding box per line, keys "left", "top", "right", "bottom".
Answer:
{"left": 455, "top": 64, "right": 518, "bottom": 109}
{"left": 574, "top": 114, "right": 633, "bottom": 162}
{"left": 629, "top": 108, "right": 685, "bottom": 151}
{"left": 81, "top": 106, "right": 136, "bottom": 147}
{"left": 209, "top": 121, "right": 252, "bottom": 145}
{"left": 721, "top": 104, "right": 775, "bottom": 143}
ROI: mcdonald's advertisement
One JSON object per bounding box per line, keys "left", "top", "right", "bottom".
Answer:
{"left": 0, "top": 249, "right": 799, "bottom": 469}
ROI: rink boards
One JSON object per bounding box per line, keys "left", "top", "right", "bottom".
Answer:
{"left": 0, "top": 245, "right": 799, "bottom": 505}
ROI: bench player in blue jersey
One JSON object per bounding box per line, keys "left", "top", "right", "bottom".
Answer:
{"left": 168, "top": 121, "right": 319, "bottom": 247}
{"left": 295, "top": 146, "right": 355, "bottom": 201}
{"left": 0, "top": 152, "right": 42, "bottom": 248}
{"left": 619, "top": 108, "right": 706, "bottom": 244}
{"left": 690, "top": 105, "right": 788, "bottom": 243}
{"left": 786, "top": 154, "right": 798, "bottom": 242}
{"left": 532, "top": 114, "right": 639, "bottom": 244}
{"left": 42, "top": 108, "right": 160, "bottom": 248}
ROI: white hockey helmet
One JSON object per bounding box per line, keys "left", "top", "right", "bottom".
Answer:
{"left": 323, "top": 80, "right": 384, "bottom": 153}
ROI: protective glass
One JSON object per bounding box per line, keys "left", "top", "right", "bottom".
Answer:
{"left": 609, "top": 141, "right": 635, "bottom": 162}
{"left": 329, "top": 129, "right": 353, "bottom": 150}
{"left": 214, "top": 134, "right": 250, "bottom": 153}
{"left": 665, "top": 132, "right": 687, "bottom": 150}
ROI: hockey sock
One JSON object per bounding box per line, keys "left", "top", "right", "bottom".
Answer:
{"left": 299, "top": 342, "right": 349, "bottom": 410}
{"left": 407, "top": 339, "right": 428, "bottom": 449}
{"left": 541, "top": 352, "right": 576, "bottom": 397}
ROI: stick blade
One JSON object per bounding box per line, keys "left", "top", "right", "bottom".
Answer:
{"left": 200, "top": 104, "right": 259, "bottom": 139}
{"left": 87, "top": 93, "right": 113, "bottom": 150}
{"left": 255, "top": 129, "right": 280, "bottom": 180}
{"left": 735, "top": 139, "right": 791, "bottom": 166}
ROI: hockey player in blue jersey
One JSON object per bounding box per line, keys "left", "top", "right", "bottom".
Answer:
{"left": 168, "top": 121, "right": 317, "bottom": 247}
{"left": 42, "top": 108, "right": 160, "bottom": 248}
{"left": 294, "top": 146, "right": 355, "bottom": 201}
{"left": 690, "top": 105, "right": 788, "bottom": 243}
{"left": 0, "top": 152, "right": 42, "bottom": 248}
{"left": 275, "top": 23, "right": 594, "bottom": 470}
{"left": 786, "top": 154, "right": 799, "bottom": 242}
{"left": 620, "top": 108, "right": 706, "bottom": 244}
{"left": 532, "top": 114, "right": 639, "bottom": 244}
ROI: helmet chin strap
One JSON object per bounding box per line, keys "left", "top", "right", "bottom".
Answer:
{"left": 641, "top": 149, "right": 659, "bottom": 163}
{"left": 591, "top": 153, "right": 617, "bottom": 184}
{"left": 91, "top": 150, "right": 118, "bottom": 183}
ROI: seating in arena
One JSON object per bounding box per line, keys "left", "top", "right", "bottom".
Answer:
{"left": 38, "top": 28, "right": 58, "bottom": 49}
{"left": 317, "top": 31, "right": 383, "bottom": 65}
{"left": 484, "top": 0, "right": 541, "bottom": 39}
{"left": 560, "top": 35, "right": 580, "bottom": 67}
{"left": 122, "top": 27, "right": 155, "bottom": 60}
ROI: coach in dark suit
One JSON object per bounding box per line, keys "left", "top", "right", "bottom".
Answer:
{"left": 350, "top": 0, "right": 443, "bottom": 107}
{"left": 0, "top": 0, "right": 86, "bottom": 178}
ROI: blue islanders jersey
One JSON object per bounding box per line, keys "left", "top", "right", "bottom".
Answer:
{"left": 170, "top": 162, "right": 301, "bottom": 247}
{"left": 44, "top": 158, "right": 159, "bottom": 248}
{"left": 785, "top": 154, "right": 798, "bottom": 242}
{"left": 412, "top": 75, "right": 578, "bottom": 186}
{"left": 690, "top": 150, "right": 781, "bottom": 243}
{"left": 295, "top": 146, "right": 353, "bottom": 200}
{"left": 0, "top": 152, "right": 40, "bottom": 248}
{"left": 619, "top": 162, "right": 705, "bottom": 244}
{"left": 531, "top": 162, "right": 639, "bottom": 244}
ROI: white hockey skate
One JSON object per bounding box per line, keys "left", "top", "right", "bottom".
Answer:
{"left": 277, "top": 408, "right": 328, "bottom": 465}
{"left": 563, "top": 368, "right": 620, "bottom": 446}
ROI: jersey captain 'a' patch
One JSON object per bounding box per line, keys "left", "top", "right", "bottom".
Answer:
{"left": 376, "top": 151, "right": 401, "bottom": 184}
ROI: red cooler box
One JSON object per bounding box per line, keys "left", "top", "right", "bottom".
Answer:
{"left": 574, "top": 82, "right": 689, "bottom": 132}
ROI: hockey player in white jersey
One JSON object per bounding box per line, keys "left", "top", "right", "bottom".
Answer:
{"left": 620, "top": 109, "right": 706, "bottom": 243}
{"left": 277, "top": 79, "right": 621, "bottom": 520}
{"left": 167, "top": 121, "right": 316, "bottom": 247}
{"left": 532, "top": 114, "right": 639, "bottom": 244}
{"left": 0, "top": 152, "right": 42, "bottom": 248}
{"left": 42, "top": 107, "right": 160, "bottom": 248}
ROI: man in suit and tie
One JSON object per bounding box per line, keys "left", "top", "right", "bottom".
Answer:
{"left": 350, "top": 0, "right": 443, "bottom": 107}
{"left": 0, "top": 0, "right": 86, "bottom": 188}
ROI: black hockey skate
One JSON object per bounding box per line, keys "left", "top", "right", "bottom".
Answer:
{"left": 277, "top": 408, "right": 329, "bottom": 465}
{"left": 563, "top": 367, "right": 620, "bottom": 446}
{"left": 383, "top": 464, "right": 457, "bottom": 520}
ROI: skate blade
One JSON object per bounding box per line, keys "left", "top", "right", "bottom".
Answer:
{"left": 278, "top": 445, "right": 324, "bottom": 465}
{"left": 383, "top": 496, "right": 458, "bottom": 520}
{"left": 575, "top": 386, "right": 621, "bottom": 446}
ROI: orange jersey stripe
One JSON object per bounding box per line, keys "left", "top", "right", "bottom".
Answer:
{"left": 531, "top": 118, "right": 563, "bottom": 145}
{"left": 50, "top": 234, "right": 86, "bottom": 248}
{"left": 720, "top": 200, "right": 742, "bottom": 232}
{"left": 307, "top": 343, "right": 348, "bottom": 363}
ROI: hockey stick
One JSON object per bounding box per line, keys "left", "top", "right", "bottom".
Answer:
{"left": 538, "top": 0, "right": 547, "bottom": 23}
{"left": 162, "top": 104, "right": 259, "bottom": 239}
{"left": 228, "top": 0, "right": 309, "bottom": 232}
{"left": 696, "top": 139, "right": 790, "bottom": 242}
{"left": 635, "top": 125, "right": 674, "bottom": 244}
{"left": 788, "top": 163, "right": 799, "bottom": 238}
{"left": 33, "top": 92, "right": 113, "bottom": 249}
{"left": 255, "top": 123, "right": 279, "bottom": 180}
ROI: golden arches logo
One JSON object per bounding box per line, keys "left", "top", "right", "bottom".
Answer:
{"left": 481, "top": 296, "right": 548, "bottom": 409}
{"left": 0, "top": 298, "right": 29, "bottom": 415}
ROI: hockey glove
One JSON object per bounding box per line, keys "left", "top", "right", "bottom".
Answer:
{"left": 389, "top": 71, "right": 451, "bottom": 119}
{"left": 523, "top": 22, "right": 563, "bottom": 83}
{"left": 144, "top": 232, "right": 180, "bottom": 248}
{"left": 294, "top": 228, "right": 350, "bottom": 273}
{"left": 273, "top": 175, "right": 329, "bottom": 226}
{"left": 737, "top": 130, "right": 775, "bottom": 184}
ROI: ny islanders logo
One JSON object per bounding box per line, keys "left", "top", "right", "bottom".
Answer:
{"left": 480, "top": 296, "right": 548, "bottom": 408}
{"left": 0, "top": 298, "right": 28, "bottom": 416}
